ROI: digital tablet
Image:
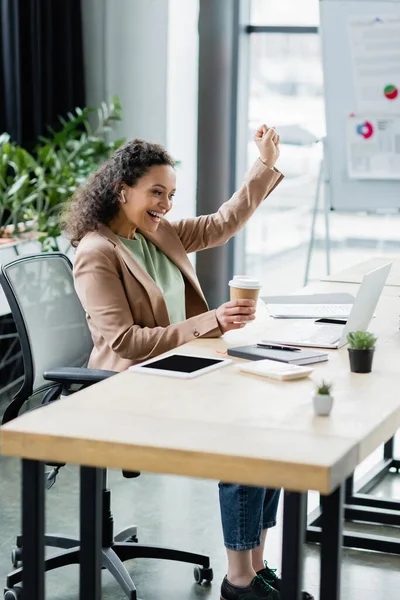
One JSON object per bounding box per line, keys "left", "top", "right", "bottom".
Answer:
{"left": 129, "top": 353, "right": 232, "bottom": 379}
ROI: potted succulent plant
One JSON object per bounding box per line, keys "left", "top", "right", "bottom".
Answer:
{"left": 347, "top": 331, "right": 377, "bottom": 373}
{"left": 312, "top": 380, "right": 333, "bottom": 416}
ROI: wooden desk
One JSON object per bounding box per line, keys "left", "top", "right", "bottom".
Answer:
{"left": 1, "top": 347, "right": 359, "bottom": 494}
{"left": 1, "top": 280, "right": 400, "bottom": 600}
{"left": 4, "top": 284, "right": 398, "bottom": 486}
{"left": 321, "top": 256, "right": 400, "bottom": 287}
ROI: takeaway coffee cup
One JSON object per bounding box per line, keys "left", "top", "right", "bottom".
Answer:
{"left": 228, "top": 276, "right": 261, "bottom": 302}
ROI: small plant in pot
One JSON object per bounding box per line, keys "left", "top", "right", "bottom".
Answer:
{"left": 347, "top": 331, "right": 377, "bottom": 373}
{"left": 312, "top": 380, "right": 333, "bottom": 416}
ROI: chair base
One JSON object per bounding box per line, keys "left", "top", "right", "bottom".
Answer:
{"left": 5, "top": 477, "right": 212, "bottom": 598}
{"left": 6, "top": 528, "right": 212, "bottom": 599}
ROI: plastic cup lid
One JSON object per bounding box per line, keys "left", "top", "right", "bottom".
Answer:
{"left": 229, "top": 276, "right": 261, "bottom": 289}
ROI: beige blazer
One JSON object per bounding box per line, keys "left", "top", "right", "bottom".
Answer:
{"left": 73, "top": 159, "right": 283, "bottom": 371}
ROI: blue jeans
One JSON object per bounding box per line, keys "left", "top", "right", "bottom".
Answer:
{"left": 219, "top": 484, "right": 281, "bottom": 551}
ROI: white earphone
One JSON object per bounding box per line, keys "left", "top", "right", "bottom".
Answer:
{"left": 120, "top": 189, "right": 127, "bottom": 203}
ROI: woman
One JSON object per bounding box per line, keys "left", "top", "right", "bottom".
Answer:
{"left": 62, "top": 126, "right": 312, "bottom": 600}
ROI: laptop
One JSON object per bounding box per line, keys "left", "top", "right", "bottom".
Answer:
{"left": 261, "top": 263, "right": 392, "bottom": 349}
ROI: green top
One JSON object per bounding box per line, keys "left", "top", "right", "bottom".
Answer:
{"left": 119, "top": 232, "right": 186, "bottom": 325}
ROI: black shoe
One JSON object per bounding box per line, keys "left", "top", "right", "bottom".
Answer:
{"left": 221, "top": 574, "right": 280, "bottom": 600}
{"left": 257, "top": 561, "right": 314, "bottom": 600}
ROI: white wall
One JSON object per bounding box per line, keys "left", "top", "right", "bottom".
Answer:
{"left": 82, "top": 0, "right": 169, "bottom": 144}
{"left": 82, "top": 0, "right": 199, "bottom": 222}
{"left": 166, "top": 0, "right": 199, "bottom": 223}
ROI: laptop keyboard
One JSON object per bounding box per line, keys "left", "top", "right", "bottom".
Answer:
{"left": 270, "top": 303, "right": 352, "bottom": 317}
{"left": 306, "top": 326, "right": 342, "bottom": 345}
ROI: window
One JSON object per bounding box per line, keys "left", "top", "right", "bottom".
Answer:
{"left": 248, "top": 32, "right": 325, "bottom": 155}
{"left": 242, "top": 1, "right": 324, "bottom": 292}
{"left": 240, "top": 0, "right": 400, "bottom": 294}
{"left": 251, "top": 0, "right": 319, "bottom": 26}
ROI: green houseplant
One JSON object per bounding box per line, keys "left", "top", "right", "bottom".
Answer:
{"left": 0, "top": 96, "right": 125, "bottom": 251}
{"left": 347, "top": 331, "right": 377, "bottom": 373}
{"left": 313, "top": 380, "right": 333, "bottom": 416}
{"left": 0, "top": 135, "right": 38, "bottom": 242}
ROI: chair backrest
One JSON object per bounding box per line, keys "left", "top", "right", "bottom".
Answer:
{"left": 0, "top": 253, "right": 93, "bottom": 404}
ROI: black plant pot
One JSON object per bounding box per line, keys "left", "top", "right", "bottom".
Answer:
{"left": 348, "top": 348, "right": 375, "bottom": 373}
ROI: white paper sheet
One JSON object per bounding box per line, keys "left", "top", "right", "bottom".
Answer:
{"left": 346, "top": 114, "right": 400, "bottom": 179}
{"left": 348, "top": 15, "right": 400, "bottom": 114}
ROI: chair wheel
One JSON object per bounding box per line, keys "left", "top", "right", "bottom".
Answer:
{"left": 11, "top": 547, "right": 22, "bottom": 568}
{"left": 193, "top": 566, "right": 213, "bottom": 584}
{"left": 4, "top": 587, "right": 22, "bottom": 600}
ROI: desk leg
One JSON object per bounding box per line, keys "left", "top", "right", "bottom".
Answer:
{"left": 320, "top": 485, "right": 344, "bottom": 600}
{"left": 80, "top": 467, "right": 102, "bottom": 600}
{"left": 281, "top": 491, "right": 306, "bottom": 600}
{"left": 22, "top": 459, "right": 45, "bottom": 600}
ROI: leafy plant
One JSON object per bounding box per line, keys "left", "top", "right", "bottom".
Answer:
{"left": 347, "top": 331, "right": 377, "bottom": 350}
{"left": 0, "top": 134, "right": 38, "bottom": 238}
{"left": 315, "top": 380, "right": 332, "bottom": 395}
{"left": 0, "top": 96, "right": 125, "bottom": 250}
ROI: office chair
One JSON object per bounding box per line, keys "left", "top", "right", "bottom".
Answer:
{"left": 0, "top": 253, "right": 213, "bottom": 600}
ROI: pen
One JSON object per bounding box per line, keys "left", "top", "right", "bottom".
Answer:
{"left": 256, "top": 343, "right": 301, "bottom": 352}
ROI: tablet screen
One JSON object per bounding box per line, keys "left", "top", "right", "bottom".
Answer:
{"left": 140, "top": 354, "right": 224, "bottom": 374}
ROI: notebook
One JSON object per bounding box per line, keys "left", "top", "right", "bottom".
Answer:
{"left": 237, "top": 360, "right": 314, "bottom": 381}
{"left": 227, "top": 344, "right": 328, "bottom": 365}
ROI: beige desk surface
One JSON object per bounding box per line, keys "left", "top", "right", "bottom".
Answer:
{"left": 1, "top": 280, "right": 400, "bottom": 495}
{"left": 321, "top": 256, "right": 400, "bottom": 287}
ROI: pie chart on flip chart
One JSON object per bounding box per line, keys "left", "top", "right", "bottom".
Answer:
{"left": 384, "top": 84, "right": 398, "bottom": 100}
{"left": 356, "top": 121, "right": 374, "bottom": 139}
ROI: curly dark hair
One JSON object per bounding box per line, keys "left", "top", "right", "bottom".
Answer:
{"left": 61, "top": 139, "right": 175, "bottom": 247}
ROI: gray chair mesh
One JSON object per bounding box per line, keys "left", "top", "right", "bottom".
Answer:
{"left": 4, "top": 255, "right": 93, "bottom": 392}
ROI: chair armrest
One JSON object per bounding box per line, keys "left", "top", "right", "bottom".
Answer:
{"left": 2, "top": 368, "right": 117, "bottom": 425}
{"left": 44, "top": 367, "right": 117, "bottom": 386}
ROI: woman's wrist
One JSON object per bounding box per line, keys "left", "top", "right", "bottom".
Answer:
{"left": 258, "top": 156, "right": 278, "bottom": 172}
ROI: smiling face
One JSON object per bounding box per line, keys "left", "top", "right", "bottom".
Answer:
{"left": 115, "top": 165, "right": 176, "bottom": 238}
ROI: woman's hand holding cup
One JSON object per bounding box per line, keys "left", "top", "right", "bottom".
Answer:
{"left": 216, "top": 299, "right": 256, "bottom": 333}
{"left": 254, "top": 124, "right": 280, "bottom": 168}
